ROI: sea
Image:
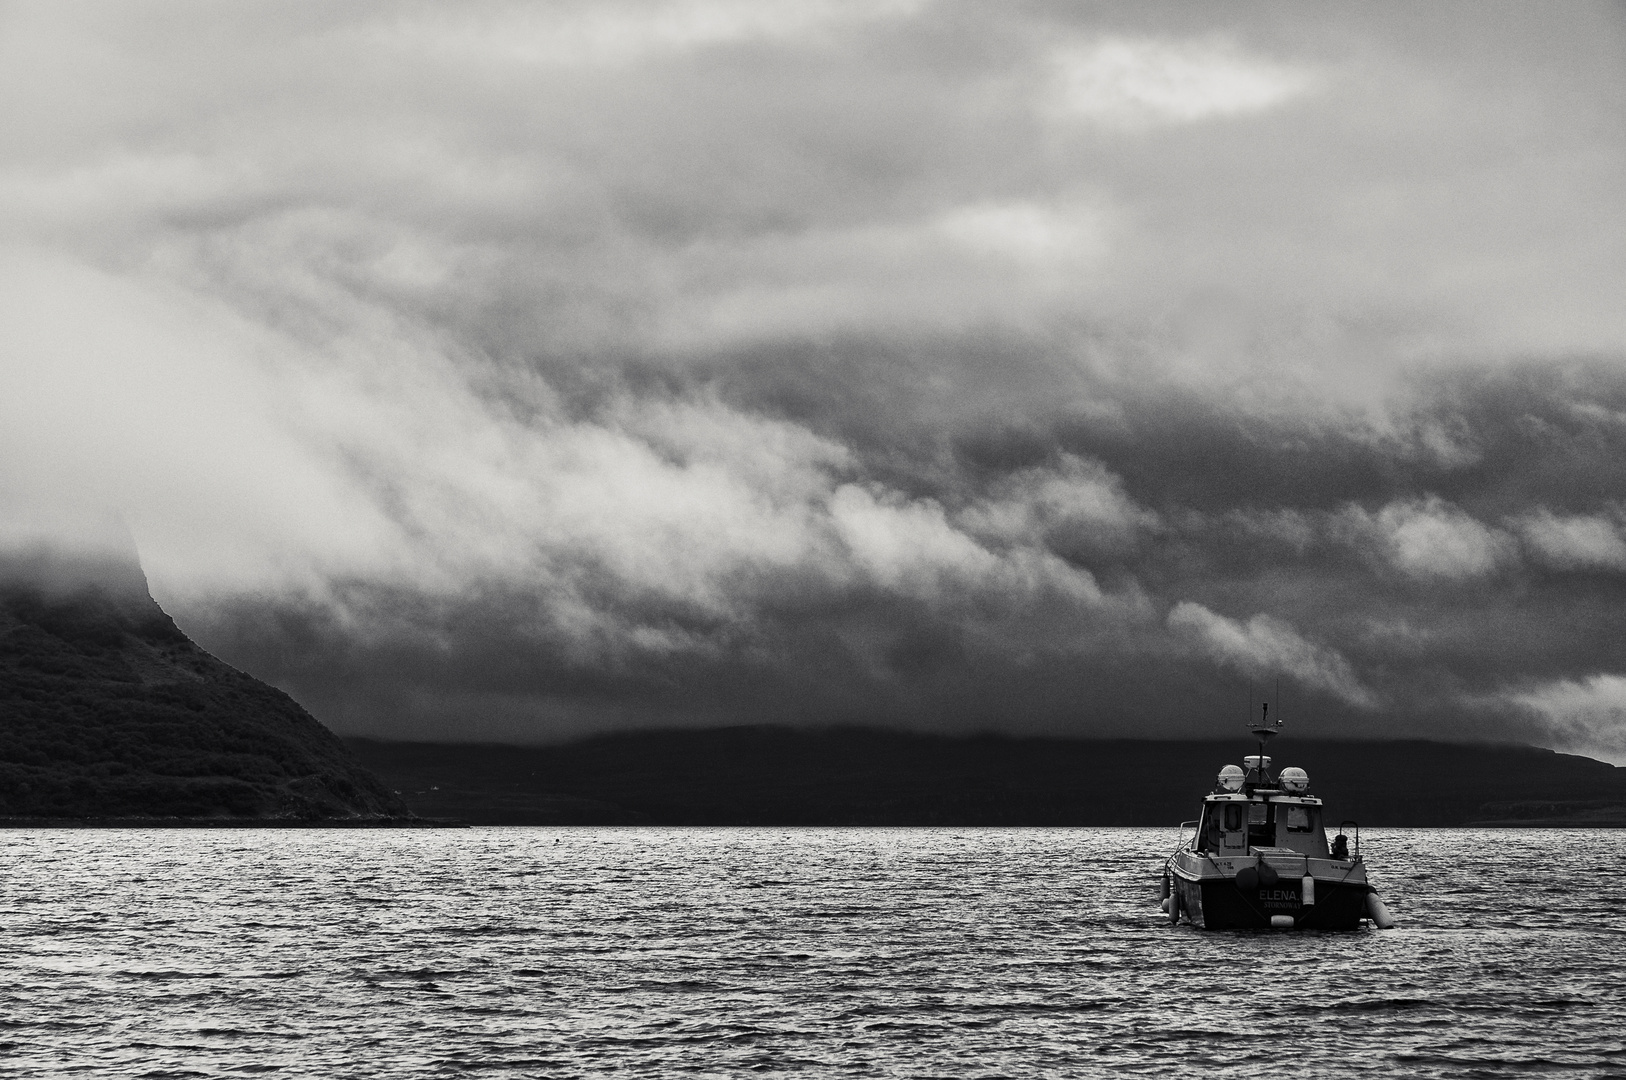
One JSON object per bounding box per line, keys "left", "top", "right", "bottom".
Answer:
{"left": 1, "top": 827, "right": 1622, "bottom": 1078}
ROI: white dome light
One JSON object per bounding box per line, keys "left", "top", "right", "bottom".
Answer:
{"left": 1279, "top": 766, "right": 1309, "bottom": 793}
{"left": 1217, "top": 764, "right": 1245, "bottom": 792}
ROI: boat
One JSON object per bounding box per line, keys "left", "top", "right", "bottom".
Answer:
{"left": 1159, "top": 706, "right": 1397, "bottom": 930}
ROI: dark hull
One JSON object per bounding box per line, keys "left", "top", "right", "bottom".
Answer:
{"left": 1174, "top": 872, "right": 1369, "bottom": 930}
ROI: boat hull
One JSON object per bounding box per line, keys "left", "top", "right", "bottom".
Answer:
{"left": 1169, "top": 854, "right": 1372, "bottom": 930}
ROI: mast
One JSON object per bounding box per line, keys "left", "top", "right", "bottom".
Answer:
{"left": 1245, "top": 701, "right": 1283, "bottom": 789}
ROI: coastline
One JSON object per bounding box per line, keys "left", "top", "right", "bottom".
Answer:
{"left": 0, "top": 816, "right": 463, "bottom": 829}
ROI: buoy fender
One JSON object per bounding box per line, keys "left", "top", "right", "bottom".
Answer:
{"left": 1301, "top": 874, "right": 1315, "bottom": 907}
{"left": 1365, "top": 892, "right": 1397, "bottom": 929}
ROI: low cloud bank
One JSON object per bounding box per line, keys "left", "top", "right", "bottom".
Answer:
{"left": 1506, "top": 676, "right": 1626, "bottom": 765}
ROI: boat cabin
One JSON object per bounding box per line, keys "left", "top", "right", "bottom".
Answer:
{"left": 1195, "top": 793, "right": 1328, "bottom": 857}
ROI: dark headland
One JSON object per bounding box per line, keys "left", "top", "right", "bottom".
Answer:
{"left": 0, "top": 546, "right": 412, "bottom": 824}
{"left": 349, "top": 726, "right": 1626, "bottom": 827}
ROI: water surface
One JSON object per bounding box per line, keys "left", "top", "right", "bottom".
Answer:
{"left": 2, "top": 828, "right": 1622, "bottom": 1077}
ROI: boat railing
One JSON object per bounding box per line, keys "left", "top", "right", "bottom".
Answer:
{"left": 1177, "top": 819, "right": 1199, "bottom": 851}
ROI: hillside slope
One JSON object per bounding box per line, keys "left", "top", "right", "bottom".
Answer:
{"left": 0, "top": 548, "right": 409, "bottom": 821}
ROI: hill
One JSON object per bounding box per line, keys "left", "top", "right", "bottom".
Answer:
{"left": 0, "top": 547, "right": 409, "bottom": 821}
{"left": 348, "top": 726, "right": 1626, "bottom": 826}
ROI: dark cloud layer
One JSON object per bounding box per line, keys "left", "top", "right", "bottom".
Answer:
{"left": 3, "top": 1, "right": 1625, "bottom": 758}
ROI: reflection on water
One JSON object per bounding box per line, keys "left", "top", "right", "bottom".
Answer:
{"left": 1, "top": 827, "right": 1622, "bottom": 1077}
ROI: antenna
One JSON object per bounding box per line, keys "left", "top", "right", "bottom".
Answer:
{"left": 1246, "top": 693, "right": 1284, "bottom": 787}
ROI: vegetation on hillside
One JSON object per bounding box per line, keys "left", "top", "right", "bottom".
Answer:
{"left": 0, "top": 561, "right": 408, "bottom": 820}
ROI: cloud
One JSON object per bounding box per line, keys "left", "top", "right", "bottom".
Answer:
{"left": 832, "top": 485, "right": 996, "bottom": 594}
{"left": 1335, "top": 496, "right": 1516, "bottom": 582}
{"left": 0, "top": 247, "right": 408, "bottom": 593}
{"left": 1512, "top": 509, "right": 1626, "bottom": 572}
{"left": 1047, "top": 36, "right": 1320, "bottom": 127}
{"left": 381, "top": 0, "right": 931, "bottom": 70}
{"left": 1167, "top": 602, "right": 1376, "bottom": 709}
{"left": 1506, "top": 674, "right": 1626, "bottom": 765}
{"left": 958, "top": 454, "right": 1157, "bottom": 554}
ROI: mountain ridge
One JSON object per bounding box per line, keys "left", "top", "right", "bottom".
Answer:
{"left": 348, "top": 726, "right": 1626, "bottom": 827}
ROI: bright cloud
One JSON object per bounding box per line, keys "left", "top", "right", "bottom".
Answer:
{"left": 1337, "top": 496, "right": 1516, "bottom": 582}
{"left": 959, "top": 454, "right": 1157, "bottom": 553}
{"left": 1048, "top": 36, "right": 1319, "bottom": 127}
{"left": 1513, "top": 509, "right": 1626, "bottom": 572}
{"left": 1167, "top": 602, "right": 1376, "bottom": 709}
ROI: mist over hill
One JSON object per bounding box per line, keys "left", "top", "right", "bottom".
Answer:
{"left": 0, "top": 546, "right": 408, "bottom": 821}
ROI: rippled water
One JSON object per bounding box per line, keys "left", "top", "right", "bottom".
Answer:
{"left": 2, "top": 827, "right": 1623, "bottom": 1078}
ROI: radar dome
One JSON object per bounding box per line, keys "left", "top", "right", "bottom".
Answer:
{"left": 1279, "top": 766, "right": 1310, "bottom": 793}
{"left": 1217, "top": 765, "right": 1245, "bottom": 792}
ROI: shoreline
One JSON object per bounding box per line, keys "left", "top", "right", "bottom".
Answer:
{"left": 0, "top": 816, "right": 464, "bottom": 829}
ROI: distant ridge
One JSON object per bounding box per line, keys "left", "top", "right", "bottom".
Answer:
{"left": 0, "top": 546, "right": 410, "bottom": 822}
{"left": 349, "top": 726, "right": 1626, "bottom": 827}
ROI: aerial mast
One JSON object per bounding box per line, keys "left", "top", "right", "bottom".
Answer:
{"left": 1246, "top": 701, "right": 1283, "bottom": 788}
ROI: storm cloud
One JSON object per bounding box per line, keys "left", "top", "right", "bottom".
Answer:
{"left": 3, "top": 1, "right": 1625, "bottom": 758}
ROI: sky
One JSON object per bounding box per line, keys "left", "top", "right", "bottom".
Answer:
{"left": 3, "top": 1, "right": 1626, "bottom": 759}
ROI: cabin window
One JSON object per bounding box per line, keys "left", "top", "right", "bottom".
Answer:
{"left": 1284, "top": 806, "right": 1312, "bottom": 832}
{"left": 1247, "top": 803, "right": 1274, "bottom": 847}
{"left": 1222, "top": 805, "right": 1244, "bottom": 832}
